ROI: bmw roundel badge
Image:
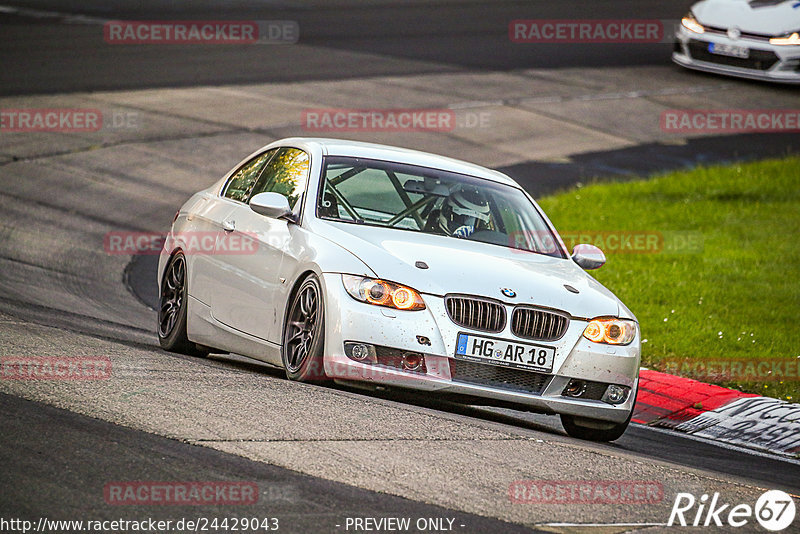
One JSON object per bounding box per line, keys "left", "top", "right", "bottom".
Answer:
{"left": 501, "top": 288, "right": 516, "bottom": 298}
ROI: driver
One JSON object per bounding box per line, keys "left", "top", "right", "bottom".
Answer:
{"left": 438, "top": 187, "right": 491, "bottom": 238}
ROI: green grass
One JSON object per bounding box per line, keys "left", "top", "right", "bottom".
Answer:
{"left": 537, "top": 156, "right": 800, "bottom": 400}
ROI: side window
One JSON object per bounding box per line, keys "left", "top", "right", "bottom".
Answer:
{"left": 320, "top": 165, "right": 423, "bottom": 229}
{"left": 221, "top": 149, "right": 276, "bottom": 202}
{"left": 334, "top": 169, "right": 422, "bottom": 228}
{"left": 249, "top": 147, "right": 310, "bottom": 210}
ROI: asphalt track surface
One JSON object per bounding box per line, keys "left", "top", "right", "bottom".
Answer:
{"left": 0, "top": 392, "right": 539, "bottom": 534}
{"left": 1, "top": 1, "right": 800, "bottom": 533}
{"left": 0, "top": 0, "right": 697, "bottom": 95}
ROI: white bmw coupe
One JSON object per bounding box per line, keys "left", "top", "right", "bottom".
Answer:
{"left": 673, "top": 0, "right": 800, "bottom": 84}
{"left": 158, "top": 138, "right": 641, "bottom": 441}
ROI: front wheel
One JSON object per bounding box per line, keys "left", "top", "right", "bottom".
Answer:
{"left": 282, "top": 274, "right": 326, "bottom": 383}
{"left": 157, "top": 252, "right": 207, "bottom": 357}
{"left": 560, "top": 409, "right": 632, "bottom": 442}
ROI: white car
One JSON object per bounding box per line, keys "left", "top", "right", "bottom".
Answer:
{"left": 673, "top": 0, "right": 800, "bottom": 84}
{"left": 157, "top": 138, "right": 641, "bottom": 441}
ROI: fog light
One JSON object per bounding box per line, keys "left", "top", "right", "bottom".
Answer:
{"left": 344, "top": 342, "right": 376, "bottom": 364}
{"left": 353, "top": 345, "right": 370, "bottom": 360}
{"left": 602, "top": 384, "right": 630, "bottom": 405}
{"left": 402, "top": 352, "right": 424, "bottom": 372}
{"left": 563, "top": 379, "right": 586, "bottom": 398}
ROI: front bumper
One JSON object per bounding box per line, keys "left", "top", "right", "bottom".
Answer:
{"left": 672, "top": 26, "right": 800, "bottom": 84}
{"left": 320, "top": 273, "right": 640, "bottom": 424}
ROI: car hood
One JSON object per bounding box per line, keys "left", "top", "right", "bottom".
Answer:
{"left": 693, "top": 0, "right": 800, "bottom": 35}
{"left": 317, "top": 221, "right": 630, "bottom": 320}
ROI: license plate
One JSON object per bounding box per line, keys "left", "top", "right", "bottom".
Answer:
{"left": 455, "top": 333, "right": 555, "bottom": 373}
{"left": 708, "top": 42, "right": 749, "bottom": 59}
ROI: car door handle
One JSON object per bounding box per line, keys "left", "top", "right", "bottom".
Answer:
{"left": 222, "top": 220, "right": 236, "bottom": 233}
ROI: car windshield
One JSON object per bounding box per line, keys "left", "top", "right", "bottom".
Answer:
{"left": 317, "top": 156, "right": 565, "bottom": 258}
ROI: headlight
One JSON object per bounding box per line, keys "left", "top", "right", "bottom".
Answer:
{"left": 342, "top": 275, "right": 426, "bottom": 311}
{"left": 681, "top": 12, "right": 705, "bottom": 34}
{"left": 770, "top": 32, "right": 800, "bottom": 46}
{"left": 583, "top": 318, "right": 637, "bottom": 345}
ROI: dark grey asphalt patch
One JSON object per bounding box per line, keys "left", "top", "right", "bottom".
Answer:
{"left": 0, "top": 392, "right": 542, "bottom": 533}
{"left": 0, "top": 1, "right": 689, "bottom": 96}
{"left": 499, "top": 132, "right": 800, "bottom": 196}
{"left": 0, "top": 294, "right": 156, "bottom": 348}
{"left": 125, "top": 254, "right": 159, "bottom": 312}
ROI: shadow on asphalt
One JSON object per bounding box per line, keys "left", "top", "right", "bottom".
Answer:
{"left": 0, "top": 392, "right": 545, "bottom": 534}
{"left": 185, "top": 350, "right": 800, "bottom": 494}
{"left": 501, "top": 132, "right": 800, "bottom": 196}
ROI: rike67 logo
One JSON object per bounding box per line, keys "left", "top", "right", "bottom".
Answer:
{"left": 668, "top": 490, "right": 796, "bottom": 531}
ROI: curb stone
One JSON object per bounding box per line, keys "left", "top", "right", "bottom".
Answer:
{"left": 634, "top": 369, "right": 800, "bottom": 457}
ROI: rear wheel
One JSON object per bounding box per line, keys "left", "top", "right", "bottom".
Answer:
{"left": 560, "top": 409, "right": 632, "bottom": 442}
{"left": 282, "top": 274, "right": 326, "bottom": 382}
{"left": 157, "top": 252, "right": 207, "bottom": 357}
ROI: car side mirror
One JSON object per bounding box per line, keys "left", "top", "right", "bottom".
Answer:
{"left": 571, "top": 243, "right": 606, "bottom": 270}
{"left": 250, "top": 192, "right": 293, "bottom": 221}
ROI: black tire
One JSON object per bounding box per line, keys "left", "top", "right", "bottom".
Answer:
{"left": 157, "top": 252, "right": 207, "bottom": 357}
{"left": 282, "top": 274, "right": 326, "bottom": 382}
{"left": 560, "top": 409, "right": 632, "bottom": 442}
